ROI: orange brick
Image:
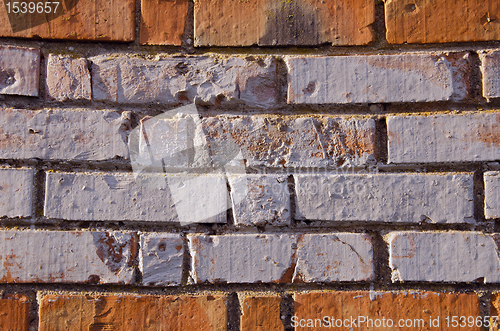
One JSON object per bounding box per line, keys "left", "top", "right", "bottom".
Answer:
{"left": 0, "top": 0, "right": 135, "bottom": 41}
{"left": 294, "top": 291, "right": 480, "bottom": 330}
{"left": 241, "top": 295, "right": 284, "bottom": 331}
{"left": 140, "top": 0, "right": 189, "bottom": 45}
{"left": 39, "top": 294, "right": 227, "bottom": 331}
{"left": 489, "top": 293, "right": 500, "bottom": 330}
{"left": 385, "top": 0, "right": 500, "bottom": 44}
{"left": 0, "top": 294, "right": 29, "bottom": 331}
{"left": 194, "top": 0, "right": 374, "bottom": 46}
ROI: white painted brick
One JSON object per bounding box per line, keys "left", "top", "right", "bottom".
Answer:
{"left": 45, "top": 172, "right": 226, "bottom": 224}
{"left": 91, "top": 56, "right": 277, "bottom": 108}
{"left": 0, "top": 108, "right": 129, "bottom": 161}
{"left": 296, "top": 233, "right": 374, "bottom": 282}
{"left": 0, "top": 230, "right": 135, "bottom": 283}
{"left": 188, "top": 234, "right": 296, "bottom": 283}
{"left": 45, "top": 54, "right": 91, "bottom": 101}
{"left": 286, "top": 53, "right": 469, "bottom": 104}
{"left": 294, "top": 173, "right": 474, "bottom": 223}
{"left": 388, "top": 112, "right": 500, "bottom": 164}
{"left": 484, "top": 171, "right": 500, "bottom": 219}
{"left": 479, "top": 50, "right": 500, "bottom": 101}
{"left": 228, "top": 174, "right": 291, "bottom": 226}
{"left": 0, "top": 168, "right": 33, "bottom": 218}
{"left": 203, "top": 116, "right": 376, "bottom": 168}
{"left": 0, "top": 46, "right": 40, "bottom": 97}
{"left": 387, "top": 231, "right": 500, "bottom": 283}
{"left": 139, "top": 233, "right": 184, "bottom": 286}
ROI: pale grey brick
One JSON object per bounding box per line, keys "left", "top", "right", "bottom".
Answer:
{"left": 387, "top": 231, "right": 500, "bottom": 283}
{"left": 388, "top": 112, "right": 500, "bottom": 164}
{"left": 0, "top": 108, "right": 129, "bottom": 161}
{"left": 286, "top": 53, "right": 469, "bottom": 104}
{"left": 46, "top": 54, "right": 91, "bottom": 101}
{"left": 296, "top": 233, "right": 374, "bottom": 282}
{"left": 479, "top": 50, "right": 500, "bottom": 101}
{"left": 91, "top": 55, "right": 277, "bottom": 108}
{"left": 228, "top": 174, "right": 291, "bottom": 226}
{"left": 0, "top": 230, "right": 135, "bottom": 283}
{"left": 0, "top": 46, "right": 40, "bottom": 97}
{"left": 0, "top": 168, "right": 33, "bottom": 218}
{"left": 294, "top": 173, "right": 474, "bottom": 223}
{"left": 484, "top": 171, "right": 500, "bottom": 219}
{"left": 44, "top": 172, "right": 227, "bottom": 224}
{"left": 139, "top": 233, "right": 184, "bottom": 286}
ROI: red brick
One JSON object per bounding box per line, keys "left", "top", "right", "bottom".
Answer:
{"left": 490, "top": 293, "right": 500, "bottom": 330}
{"left": 0, "top": 294, "right": 29, "bottom": 331}
{"left": 141, "top": 0, "right": 189, "bottom": 45}
{"left": 241, "top": 295, "right": 283, "bottom": 331}
{"left": 194, "top": 0, "right": 375, "bottom": 46}
{"left": 0, "top": 0, "right": 135, "bottom": 41}
{"left": 385, "top": 0, "right": 500, "bottom": 44}
{"left": 39, "top": 294, "right": 227, "bottom": 331}
{"left": 294, "top": 291, "right": 480, "bottom": 330}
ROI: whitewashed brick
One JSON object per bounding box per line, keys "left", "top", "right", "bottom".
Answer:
{"left": 294, "top": 173, "right": 474, "bottom": 223}
{"left": 0, "top": 168, "right": 33, "bottom": 218}
{"left": 296, "top": 233, "right": 374, "bottom": 282}
{"left": 46, "top": 54, "right": 91, "bottom": 101}
{"left": 0, "top": 46, "right": 40, "bottom": 97}
{"left": 188, "top": 234, "right": 296, "bottom": 283}
{"left": 388, "top": 112, "right": 500, "bottom": 164}
{"left": 387, "top": 231, "right": 500, "bottom": 283}
{"left": 45, "top": 172, "right": 226, "bottom": 224}
{"left": 479, "top": 50, "right": 500, "bottom": 101}
{"left": 484, "top": 171, "right": 500, "bottom": 219}
{"left": 139, "top": 233, "right": 184, "bottom": 286}
{"left": 228, "top": 174, "right": 290, "bottom": 226}
{"left": 91, "top": 56, "right": 277, "bottom": 108}
{"left": 203, "top": 116, "right": 375, "bottom": 168}
{"left": 0, "top": 108, "right": 129, "bottom": 161}
{"left": 0, "top": 230, "right": 135, "bottom": 283}
{"left": 286, "top": 53, "right": 469, "bottom": 104}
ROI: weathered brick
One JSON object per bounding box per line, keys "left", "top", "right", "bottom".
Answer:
{"left": 194, "top": 0, "right": 374, "bottom": 46}
{"left": 387, "top": 231, "right": 500, "bottom": 283}
{"left": 0, "top": 168, "right": 33, "bottom": 218}
{"left": 0, "top": 108, "right": 129, "bottom": 161}
{"left": 91, "top": 56, "right": 277, "bottom": 108}
{"left": 45, "top": 172, "right": 227, "bottom": 224}
{"left": 0, "top": 46, "right": 39, "bottom": 96}
{"left": 388, "top": 112, "right": 500, "bottom": 164}
{"left": 490, "top": 293, "right": 500, "bottom": 330}
{"left": 286, "top": 53, "right": 469, "bottom": 104}
{"left": 188, "top": 233, "right": 373, "bottom": 283}
{"left": 295, "top": 233, "right": 373, "bottom": 282}
{"left": 45, "top": 54, "right": 91, "bottom": 101}
{"left": 0, "top": 230, "right": 135, "bottom": 283}
{"left": 386, "top": 0, "right": 500, "bottom": 44}
{"left": 295, "top": 173, "right": 474, "bottom": 223}
{"left": 484, "top": 171, "right": 500, "bottom": 219}
{"left": 0, "top": 294, "right": 29, "bottom": 331}
{"left": 228, "top": 174, "right": 291, "bottom": 226}
{"left": 480, "top": 50, "right": 500, "bottom": 101}
{"left": 240, "top": 295, "right": 283, "bottom": 331}
{"left": 0, "top": 0, "right": 135, "bottom": 41}
{"left": 294, "top": 291, "right": 480, "bottom": 330}
{"left": 139, "top": 233, "right": 184, "bottom": 286}
{"left": 141, "top": 0, "right": 189, "bottom": 45}
{"left": 203, "top": 116, "right": 375, "bottom": 168}
{"left": 39, "top": 294, "right": 227, "bottom": 330}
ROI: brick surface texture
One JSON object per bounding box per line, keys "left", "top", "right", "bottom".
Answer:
{"left": 141, "top": 0, "right": 189, "bottom": 45}
{"left": 194, "top": 0, "right": 375, "bottom": 46}
{"left": 0, "top": 0, "right": 135, "bottom": 41}
{"left": 385, "top": 0, "right": 500, "bottom": 44}
{"left": 241, "top": 295, "right": 284, "bottom": 331}
{"left": 294, "top": 291, "right": 481, "bottom": 330}
{"left": 480, "top": 50, "right": 500, "bottom": 101}
{"left": 0, "top": 46, "right": 39, "bottom": 96}
{"left": 0, "top": 168, "right": 33, "bottom": 218}
{"left": 39, "top": 294, "right": 227, "bottom": 330}
{"left": 0, "top": 294, "right": 29, "bottom": 331}
{"left": 485, "top": 171, "right": 500, "bottom": 219}
{"left": 45, "top": 54, "right": 91, "bottom": 101}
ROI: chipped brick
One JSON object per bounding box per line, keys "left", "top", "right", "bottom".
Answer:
{"left": 0, "top": 46, "right": 39, "bottom": 97}
{"left": 45, "top": 54, "right": 91, "bottom": 101}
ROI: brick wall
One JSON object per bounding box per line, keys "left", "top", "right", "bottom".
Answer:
{"left": 1, "top": 0, "right": 500, "bottom": 330}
